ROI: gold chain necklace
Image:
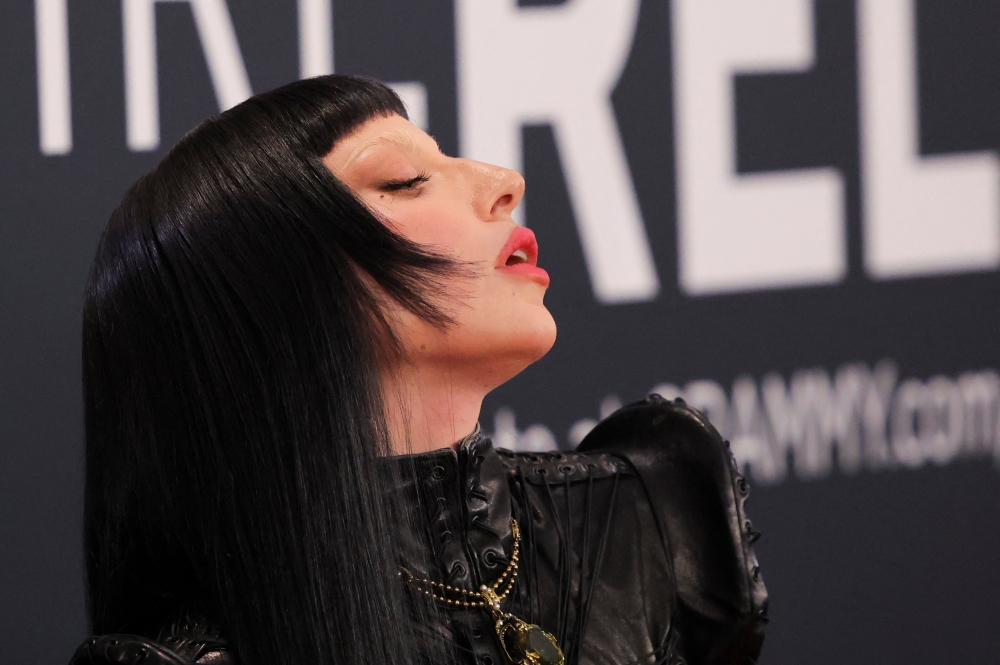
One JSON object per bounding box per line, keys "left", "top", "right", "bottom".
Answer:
{"left": 401, "top": 519, "right": 565, "bottom": 665}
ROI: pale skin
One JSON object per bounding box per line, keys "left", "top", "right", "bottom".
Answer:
{"left": 324, "top": 113, "right": 557, "bottom": 455}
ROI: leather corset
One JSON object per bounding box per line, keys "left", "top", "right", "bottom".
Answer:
{"left": 70, "top": 396, "right": 768, "bottom": 665}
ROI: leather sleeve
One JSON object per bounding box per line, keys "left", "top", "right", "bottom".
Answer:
{"left": 69, "top": 635, "right": 193, "bottom": 665}
{"left": 69, "top": 635, "right": 232, "bottom": 665}
{"left": 577, "top": 395, "right": 768, "bottom": 665}
{"left": 70, "top": 613, "right": 233, "bottom": 665}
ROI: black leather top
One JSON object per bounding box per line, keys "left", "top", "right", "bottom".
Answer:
{"left": 70, "top": 395, "right": 768, "bottom": 665}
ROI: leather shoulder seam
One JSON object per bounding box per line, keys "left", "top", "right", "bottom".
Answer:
{"left": 496, "top": 448, "right": 630, "bottom": 484}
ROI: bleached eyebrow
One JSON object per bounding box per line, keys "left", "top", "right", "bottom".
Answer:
{"left": 341, "top": 129, "right": 433, "bottom": 170}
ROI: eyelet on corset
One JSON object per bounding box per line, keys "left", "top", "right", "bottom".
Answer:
{"left": 439, "top": 530, "right": 453, "bottom": 544}
{"left": 430, "top": 465, "right": 445, "bottom": 480}
{"left": 480, "top": 655, "right": 494, "bottom": 665}
{"left": 558, "top": 464, "right": 574, "bottom": 475}
{"left": 448, "top": 561, "right": 467, "bottom": 583}
{"left": 482, "top": 549, "right": 501, "bottom": 567}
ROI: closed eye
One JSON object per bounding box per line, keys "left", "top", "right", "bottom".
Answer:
{"left": 377, "top": 173, "right": 430, "bottom": 192}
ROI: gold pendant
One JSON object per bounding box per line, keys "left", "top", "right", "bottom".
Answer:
{"left": 481, "top": 585, "right": 564, "bottom": 665}
{"left": 495, "top": 614, "right": 565, "bottom": 665}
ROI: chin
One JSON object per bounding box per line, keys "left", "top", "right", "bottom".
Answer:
{"left": 499, "top": 306, "right": 557, "bottom": 368}
{"left": 420, "top": 302, "right": 556, "bottom": 385}
{"left": 529, "top": 309, "right": 558, "bottom": 359}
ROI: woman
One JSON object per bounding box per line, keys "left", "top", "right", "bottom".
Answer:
{"left": 71, "top": 75, "right": 767, "bottom": 665}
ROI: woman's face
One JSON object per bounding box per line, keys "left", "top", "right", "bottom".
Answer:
{"left": 324, "top": 113, "right": 556, "bottom": 387}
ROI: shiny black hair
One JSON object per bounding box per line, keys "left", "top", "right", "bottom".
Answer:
{"left": 82, "top": 75, "right": 458, "bottom": 665}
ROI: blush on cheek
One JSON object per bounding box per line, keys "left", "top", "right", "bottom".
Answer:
{"left": 391, "top": 208, "right": 471, "bottom": 250}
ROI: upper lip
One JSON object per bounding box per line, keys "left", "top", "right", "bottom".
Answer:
{"left": 496, "top": 227, "right": 539, "bottom": 268}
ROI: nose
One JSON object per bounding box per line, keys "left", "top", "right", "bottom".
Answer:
{"left": 469, "top": 161, "right": 525, "bottom": 221}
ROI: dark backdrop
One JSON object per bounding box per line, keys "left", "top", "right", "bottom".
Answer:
{"left": 3, "top": 1, "right": 999, "bottom": 663}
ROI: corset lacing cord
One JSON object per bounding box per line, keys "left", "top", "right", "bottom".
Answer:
{"left": 563, "top": 470, "right": 593, "bottom": 665}
{"left": 559, "top": 472, "right": 574, "bottom": 644}
{"left": 540, "top": 472, "right": 569, "bottom": 651}
{"left": 531, "top": 460, "right": 622, "bottom": 665}
{"left": 512, "top": 475, "right": 541, "bottom": 627}
{"left": 574, "top": 471, "right": 620, "bottom": 665}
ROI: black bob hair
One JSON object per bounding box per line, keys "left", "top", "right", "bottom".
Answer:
{"left": 83, "top": 75, "right": 460, "bottom": 665}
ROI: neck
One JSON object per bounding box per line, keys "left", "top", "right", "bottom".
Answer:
{"left": 384, "top": 360, "right": 489, "bottom": 454}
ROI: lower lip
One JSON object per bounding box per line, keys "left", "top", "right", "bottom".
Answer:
{"left": 498, "top": 263, "right": 550, "bottom": 286}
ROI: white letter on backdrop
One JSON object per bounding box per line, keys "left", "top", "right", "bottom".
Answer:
{"left": 388, "top": 82, "right": 429, "bottom": 131}
{"left": 673, "top": 0, "right": 845, "bottom": 295}
{"left": 35, "top": 0, "right": 72, "bottom": 155}
{"left": 455, "top": 0, "right": 659, "bottom": 304}
{"left": 297, "top": 0, "right": 333, "bottom": 78}
{"left": 857, "top": 0, "right": 1000, "bottom": 277}
{"left": 122, "top": 0, "right": 252, "bottom": 151}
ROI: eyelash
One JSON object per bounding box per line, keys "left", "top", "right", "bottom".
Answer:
{"left": 378, "top": 173, "right": 430, "bottom": 192}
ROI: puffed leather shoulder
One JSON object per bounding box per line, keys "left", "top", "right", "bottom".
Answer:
{"left": 577, "top": 394, "right": 768, "bottom": 665}
{"left": 69, "top": 635, "right": 192, "bottom": 665}
{"left": 70, "top": 612, "right": 232, "bottom": 665}
{"left": 70, "top": 635, "right": 232, "bottom": 665}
